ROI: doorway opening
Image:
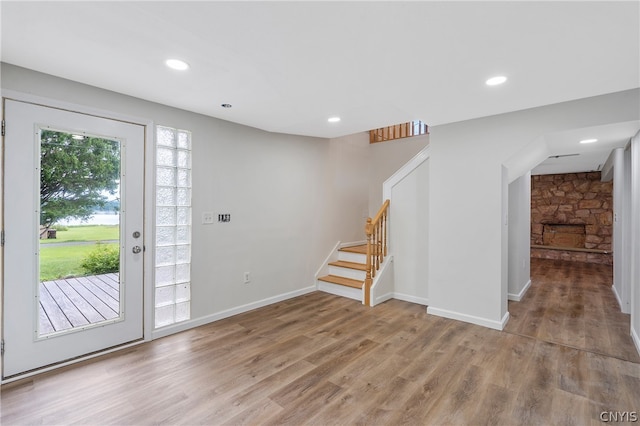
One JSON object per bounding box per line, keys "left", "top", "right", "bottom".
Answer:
{"left": 506, "top": 170, "right": 638, "bottom": 362}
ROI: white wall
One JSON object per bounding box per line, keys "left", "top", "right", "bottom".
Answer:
{"left": 611, "top": 147, "right": 630, "bottom": 312}
{"left": 0, "top": 64, "right": 3, "bottom": 374}
{"left": 631, "top": 130, "right": 640, "bottom": 353}
{"left": 388, "top": 159, "right": 430, "bottom": 305}
{"left": 623, "top": 146, "right": 633, "bottom": 314}
{"left": 326, "top": 132, "right": 371, "bottom": 240}
{"left": 508, "top": 172, "right": 531, "bottom": 301}
{"left": 369, "top": 134, "right": 429, "bottom": 215}
{"left": 501, "top": 167, "right": 509, "bottom": 315}
{"left": 0, "top": 63, "right": 370, "bottom": 334}
{"left": 428, "top": 89, "right": 640, "bottom": 330}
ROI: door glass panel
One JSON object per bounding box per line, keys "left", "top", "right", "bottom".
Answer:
{"left": 38, "top": 129, "right": 122, "bottom": 337}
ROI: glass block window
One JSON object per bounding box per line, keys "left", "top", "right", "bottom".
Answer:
{"left": 155, "top": 126, "right": 192, "bottom": 328}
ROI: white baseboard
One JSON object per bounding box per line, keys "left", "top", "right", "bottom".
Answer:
{"left": 632, "top": 325, "right": 640, "bottom": 357}
{"left": 315, "top": 241, "right": 341, "bottom": 280}
{"left": 370, "top": 255, "right": 394, "bottom": 307}
{"left": 393, "top": 293, "right": 429, "bottom": 306}
{"left": 374, "top": 292, "right": 394, "bottom": 306}
{"left": 611, "top": 284, "right": 625, "bottom": 312}
{"left": 508, "top": 279, "right": 532, "bottom": 302}
{"left": 612, "top": 284, "right": 622, "bottom": 307}
{"left": 501, "top": 311, "right": 510, "bottom": 329}
{"left": 152, "top": 286, "right": 316, "bottom": 340}
{"left": 427, "top": 306, "right": 509, "bottom": 331}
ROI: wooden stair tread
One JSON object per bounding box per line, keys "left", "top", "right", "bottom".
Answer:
{"left": 328, "top": 260, "right": 367, "bottom": 271}
{"left": 339, "top": 244, "right": 368, "bottom": 254}
{"left": 317, "top": 275, "right": 364, "bottom": 289}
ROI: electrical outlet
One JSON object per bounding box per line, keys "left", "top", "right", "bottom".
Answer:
{"left": 202, "top": 211, "right": 214, "bottom": 224}
{"left": 243, "top": 272, "right": 251, "bottom": 284}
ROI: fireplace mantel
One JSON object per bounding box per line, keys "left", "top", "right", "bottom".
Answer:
{"left": 531, "top": 244, "right": 610, "bottom": 254}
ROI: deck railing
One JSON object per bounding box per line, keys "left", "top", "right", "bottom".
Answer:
{"left": 364, "top": 199, "right": 390, "bottom": 306}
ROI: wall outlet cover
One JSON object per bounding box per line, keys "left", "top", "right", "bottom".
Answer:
{"left": 202, "top": 211, "right": 214, "bottom": 224}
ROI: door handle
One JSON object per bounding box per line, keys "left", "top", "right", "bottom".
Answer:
{"left": 132, "top": 246, "right": 142, "bottom": 254}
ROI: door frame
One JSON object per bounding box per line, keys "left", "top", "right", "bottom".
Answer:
{"left": 0, "top": 90, "right": 155, "bottom": 382}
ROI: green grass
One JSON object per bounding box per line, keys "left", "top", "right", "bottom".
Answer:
{"left": 39, "top": 225, "right": 120, "bottom": 280}
{"left": 39, "top": 243, "right": 119, "bottom": 281}
{"left": 40, "top": 225, "right": 119, "bottom": 244}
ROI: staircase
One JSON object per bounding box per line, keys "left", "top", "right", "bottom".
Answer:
{"left": 317, "top": 245, "right": 368, "bottom": 302}
{"left": 316, "top": 200, "right": 390, "bottom": 305}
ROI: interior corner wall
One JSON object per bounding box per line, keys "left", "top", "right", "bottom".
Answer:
{"left": 388, "top": 159, "right": 429, "bottom": 304}
{"left": 0, "top": 64, "right": 4, "bottom": 379}
{"left": 508, "top": 171, "right": 531, "bottom": 301}
{"left": 501, "top": 166, "right": 509, "bottom": 317}
{"left": 427, "top": 89, "right": 640, "bottom": 330}
{"left": 0, "top": 63, "right": 370, "bottom": 333}
{"left": 326, "top": 132, "right": 371, "bottom": 241}
{"left": 369, "top": 134, "right": 429, "bottom": 215}
{"left": 612, "top": 148, "right": 629, "bottom": 313}
{"left": 631, "top": 130, "right": 640, "bottom": 353}
{"left": 623, "top": 146, "right": 633, "bottom": 314}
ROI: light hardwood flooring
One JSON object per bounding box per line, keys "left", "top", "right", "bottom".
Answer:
{"left": 2, "top": 262, "right": 640, "bottom": 425}
{"left": 505, "top": 258, "right": 640, "bottom": 363}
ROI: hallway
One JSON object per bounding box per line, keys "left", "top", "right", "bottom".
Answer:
{"left": 505, "top": 258, "right": 639, "bottom": 363}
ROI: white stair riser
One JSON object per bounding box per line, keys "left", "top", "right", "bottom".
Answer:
{"left": 328, "top": 266, "right": 366, "bottom": 281}
{"left": 338, "top": 251, "right": 367, "bottom": 264}
{"left": 317, "top": 281, "right": 363, "bottom": 302}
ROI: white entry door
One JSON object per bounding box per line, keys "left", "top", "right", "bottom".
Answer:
{"left": 3, "top": 99, "right": 144, "bottom": 378}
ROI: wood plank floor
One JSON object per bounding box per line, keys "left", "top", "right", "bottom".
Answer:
{"left": 38, "top": 273, "right": 120, "bottom": 335}
{"left": 3, "top": 272, "right": 639, "bottom": 425}
{"left": 505, "top": 258, "right": 640, "bottom": 363}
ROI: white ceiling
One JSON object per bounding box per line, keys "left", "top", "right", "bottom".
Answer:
{"left": 2, "top": 1, "right": 639, "bottom": 173}
{"left": 532, "top": 120, "right": 640, "bottom": 175}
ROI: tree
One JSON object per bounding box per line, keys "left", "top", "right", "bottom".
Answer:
{"left": 40, "top": 130, "right": 120, "bottom": 227}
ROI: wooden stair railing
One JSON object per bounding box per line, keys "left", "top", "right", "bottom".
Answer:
{"left": 364, "top": 199, "right": 390, "bottom": 306}
{"left": 370, "top": 120, "right": 428, "bottom": 143}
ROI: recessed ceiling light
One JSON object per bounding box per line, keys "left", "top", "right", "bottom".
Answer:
{"left": 221, "top": 103, "right": 232, "bottom": 108}
{"left": 165, "top": 59, "right": 190, "bottom": 71}
{"left": 486, "top": 76, "right": 507, "bottom": 86}
{"left": 328, "top": 117, "right": 341, "bottom": 123}
{"left": 579, "top": 138, "right": 598, "bottom": 144}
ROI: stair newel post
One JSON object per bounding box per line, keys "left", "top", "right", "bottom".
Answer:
{"left": 365, "top": 218, "right": 373, "bottom": 306}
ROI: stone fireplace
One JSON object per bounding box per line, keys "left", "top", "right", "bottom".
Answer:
{"left": 531, "top": 172, "right": 613, "bottom": 265}
{"left": 542, "top": 224, "right": 586, "bottom": 249}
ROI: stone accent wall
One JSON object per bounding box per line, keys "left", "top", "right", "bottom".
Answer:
{"left": 531, "top": 172, "right": 613, "bottom": 265}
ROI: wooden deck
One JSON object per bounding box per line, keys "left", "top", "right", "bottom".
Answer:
{"left": 38, "top": 273, "right": 120, "bottom": 335}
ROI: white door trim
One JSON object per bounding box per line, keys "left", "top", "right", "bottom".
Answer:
{"left": 0, "top": 90, "right": 155, "bottom": 381}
